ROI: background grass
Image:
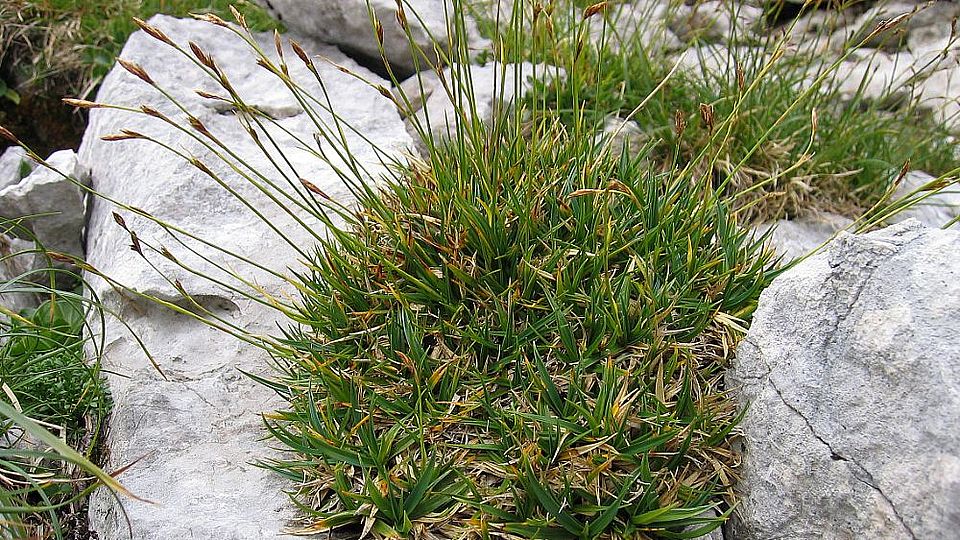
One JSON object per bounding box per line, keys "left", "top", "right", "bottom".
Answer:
{"left": 504, "top": 1, "right": 960, "bottom": 223}
{"left": 0, "top": 0, "right": 279, "bottom": 156}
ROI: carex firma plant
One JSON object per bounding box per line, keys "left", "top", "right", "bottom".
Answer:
{"left": 12, "top": 0, "right": 950, "bottom": 538}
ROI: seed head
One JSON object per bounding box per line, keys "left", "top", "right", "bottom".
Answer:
{"left": 48, "top": 252, "right": 75, "bottom": 264}
{"left": 290, "top": 41, "right": 316, "bottom": 73}
{"left": 140, "top": 105, "right": 169, "bottom": 121}
{"left": 190, "top": 157, "right": 215, "bottom": 177}
{"left": 133, "top": 17, "right": 175, "bottom": 46}
{"left": 395, "top": 0, "right": 408, "bottom": 29}
{"left": 229, "top": 5, "right": 247, "bottom": 28}
{"left": 699, "top": 103, "right": 715, "bottom": 133}
{"left": 892, "top": 160, "right": 911, "bottom": 191}
{"left": 374, "top": 17, "right": 384, "bottom": 46}
{"left": 191, "top": 12, "right": 229, "bottom": 27}
{"left": 189, "top": 41, "right": 216, "bottom": 69}
{"left": 101, "top": 130, "right": 147, "bottom": 142}
{"left": 872, "top": 12, "right": 911, "bottom": 37}
{"left": 160, "top": 246, "right": 178, "bottom": 263}
{"left": 129, "top": 230, "right": 143, "bottom": 255}
{"left": 300, "top": 178, "right": 331, "bottom": 199}
{"left": 113, "top": 212, "right": 129, "bottom": 231}
{"left": 195, "top": 90, "right": 228, "bottom": 102}
{"left": 583, "top": 2, "right": 608, "bottom": 19}
{"left": 674, "top": 109, "right": 686, "bottom": 138}
{"left": 63, "top": 98, "right": 105, "bottom": 109}
{"left": 188, "top": 116, "right": 213, "bottom": 138}
{"left": 118, "top": 58, "right": 155, "bottom": 85}
{"left": 0, "top": 125, "right": 19, "bottom": 144}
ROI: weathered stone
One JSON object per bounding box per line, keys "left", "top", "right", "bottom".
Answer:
{"left": 0, "top": 146, "right": 34, "bottom": 191}
{"left": 728, "top": 220, "right": 960, "bottom": 539}
{"left": 0, "top": 150, "right": 88, "bottom": 257}
{"left": 669, "top": 1, "right": 763, "bottom": 43}
{"left": 834, "top": 1, "right": 960, "bottom": 54}
{"left": 586, "top": 0, "right": 682, "bottom": 53}
{"left": 904, "top": 2, "right": 960, "bottom": 56}
{"left": 833, "top": 47, "right": 954, "bottom": 107}
{"left": 889, "top": 170, "right": 960, "bottom": 229}
{"left": 916, "top": 62, "right": 960, "bottom": 131}
{"left": 80, "top": 14, "right": 412, "bottom": 539}
{"left": 402, "top": 62, "right": 563, "bottom": 145}
{"left": 675, "top": 44, "right": 767, "bottom": 83}
{"left": 783, "top": 10, "right": 858, "bottom": 58}
{"left": 255, "top": 0, "right": 488, "bottom": 77}
{"left": 0, "top": 235, "right": 42, "bottom": 313}
{"left": 754, "top": 212, "right": 852, "bottom": 263}
{"left": 594, "top": 117, "right": 651, "bottom": 158}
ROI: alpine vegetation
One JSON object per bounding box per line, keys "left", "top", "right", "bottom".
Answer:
{"left": 9, "top": 0, "right": 955, "bottom": 538}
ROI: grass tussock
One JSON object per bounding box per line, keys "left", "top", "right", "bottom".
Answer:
{"left": 262, "top": 109, "right": 774, "bottom": 536}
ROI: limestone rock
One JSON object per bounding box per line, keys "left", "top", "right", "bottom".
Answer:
{"left": 0, "top": 150, "right": 88, "bottom": 257}
{"left": 754, "top": 212, "right": 852, "bottom": 263}
{"left": 835, "top": 1, "right": 960, "bottom": 54}
{"left": 402, "top": 62, "right": 563, "bottom": 145}
{"left": 669, "top": 1, "right": 763, "bottom": 43}
{"left": 889, "top": 170, "right": 960, "bottom": 229}
{"left": 255, "top": 0, "right": 488, "bottom": 77}
{"left": 585, "top": 0, "right": 682, "bottom": 53}
{"left": 0, "top": 235, "right": 42, "bottom": 313}
{"left": 0, "top": 146, "right": 34, "bottom": 191}
{"left": 728, "top": 220, "right": 960, "bottom": 539}
{"left": 594, "top": 117, "right": 651, "bottom": 158}
{"left": 675, "top": 44, "right": 768, "bottom": 83}
{"left": 80, "top": 14, "right": 412, "bottom": 539}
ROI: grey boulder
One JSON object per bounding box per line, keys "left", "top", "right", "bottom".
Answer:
{"left": 890, "top": 170, "right": 960, "bottom": 230}
{"left": 0, "top": 149, "right": 88, "bottom": 257}
{"left": 728, "top": 220, "right": 960, "bottom": 539}
{"left": 255, "top": 0, "right": 488, "bottom": 76}
{"left": 0, "top": 146, "right": 35, "bottom": 191}
{"left": 400, "top": 62, "right": 563, "bottom": 146}
{"left": 0, "top": 235, "right": 43, "bottom": 313}
{"left": 753, "top": 212, "right": 852, "bottom": 263}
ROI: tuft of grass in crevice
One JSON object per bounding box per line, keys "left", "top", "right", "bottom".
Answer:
{"left": 263, "top": 107, "right": 775, "bottom": 537}
{"left": 0, "top": 257, "right": 122, "bottom": 540}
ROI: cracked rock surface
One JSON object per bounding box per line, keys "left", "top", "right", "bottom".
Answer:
{"left": 80, "top": 15, "right": 411, "bottom": 539}
{"left": 727, "top": 219, "right": 960, "bottom": 539}
{"left": 255, "top": 0, "right": 488, "bottom": 77}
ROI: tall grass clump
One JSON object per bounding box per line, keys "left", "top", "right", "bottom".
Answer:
{"left": 20, "top": 1, "right": 957, "bottom": 538}
{"left": 263, "top": 115, "right": 773, "bottom": 537}
{"left": 0, "top": 247, "right": 125, "bottom": 539}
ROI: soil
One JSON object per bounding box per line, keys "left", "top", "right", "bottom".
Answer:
{"left": 0, "top": 89, "right": 87, "bottom": 158}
